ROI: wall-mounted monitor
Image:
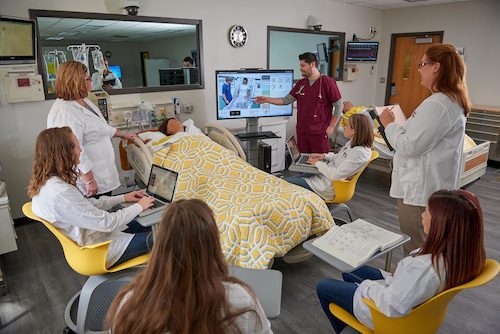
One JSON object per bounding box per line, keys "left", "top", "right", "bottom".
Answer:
{"left": 346, "top": 41, "right": 379, "bottom": 62}
{"left": 216, "top": 69, "right": 294, "bottom": 120}
{"left": 0, "top": 17, "right": 36, "bottom": 64}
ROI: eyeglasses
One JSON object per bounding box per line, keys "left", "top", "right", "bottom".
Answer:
{"left": 417, "top": 61, "right": 433, "bottom": 69}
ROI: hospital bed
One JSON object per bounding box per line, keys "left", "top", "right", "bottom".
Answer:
{"left": 335, "top": 128, "right": 490, "bottom": 188}
{"left": 120, "top": 127, "right": 335, "bottom": 269}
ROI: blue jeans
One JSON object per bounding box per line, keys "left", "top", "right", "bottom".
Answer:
{"left": 316, "top": 266, "right": 384, "bottom": 333}
{"left": 113, "top": 220, "right": 153, "bottom": 267}
{"left": 285, "top": 174, "right": 313, "bottom": 191}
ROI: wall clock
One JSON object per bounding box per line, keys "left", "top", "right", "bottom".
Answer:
{"left": 228, "top": 25, "right": 248, "bottom": 48}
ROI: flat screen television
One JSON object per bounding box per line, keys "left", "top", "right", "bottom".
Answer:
{"left": 0, "top": 17, "right": 36, "bottom": 64}
{"left": 346, "top": 41, "right": 379, "bottom": 62}
{"left": 108, "top": 65, "right": 122, "bottom": 78}
{"left": 216, "top": 69, "right": 294, "bottom": 120}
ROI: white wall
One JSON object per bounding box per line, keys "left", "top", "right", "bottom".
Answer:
{"left": 375, "top": 0, "right": 500, "bottom": 106}
{"left": 0, "top": 0, "right": 382, "bottom": 218}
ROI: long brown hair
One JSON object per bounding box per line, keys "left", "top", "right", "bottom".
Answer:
{"left": 27, "top": 127, "right": 79, "bottom": 197}
{"left": 349, "top": 113, "right": 374, "bottom": 148}
{"left": 425, "top": 44, "right": 471, "bottom": 116}
{"left": 107, "top": 199, "right": 260, "bottom": 334}
{"left": 55, "top": 60, "right": 88, "bottom": 100}
{"left": 419, "top": 189, "right": 485, "bottom": 290}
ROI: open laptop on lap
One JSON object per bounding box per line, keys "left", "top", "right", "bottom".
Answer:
{"left": 122, "top": 164, "right": 178, "bottom": 217}
{"left": 286, "top": 135, "right": 319, "bottom": 174}
{"left": 286, "top": 136, "right": 312, "bottom": 166}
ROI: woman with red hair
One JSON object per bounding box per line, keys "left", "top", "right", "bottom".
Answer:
{"left": 316, "top": 189, "right": 485, "bottom": 333}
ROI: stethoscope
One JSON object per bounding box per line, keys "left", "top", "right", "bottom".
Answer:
{"left": 295, "top": 75, "right": 323, "bottom": 99}
{"left": 295, "top": 75, "right": 323, "bottom": 118}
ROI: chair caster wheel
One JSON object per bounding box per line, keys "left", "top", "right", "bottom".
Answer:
{"left": 63, "top": 326, "right": 76, "bottom": 334}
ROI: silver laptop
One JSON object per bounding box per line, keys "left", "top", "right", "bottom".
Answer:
{"left": 123, "top": 164, "right": 178, "bottom": 217}
{"left": 286, "top": 136, "right": 312, "bottom": 167}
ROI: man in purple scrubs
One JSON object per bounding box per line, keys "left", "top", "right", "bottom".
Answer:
{"left": 255, "top": 52, "right": 342, "bottom": 153}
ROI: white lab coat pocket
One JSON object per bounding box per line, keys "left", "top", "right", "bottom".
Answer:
{"left": 397, "top": 157, "right": 423, "bottom": 196}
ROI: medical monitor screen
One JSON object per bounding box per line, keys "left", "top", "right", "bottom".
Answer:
{"left": 216, "top": 69, "right": 294, "bottom": 120}
{"left": 0, "top": 17, "right": 36, "bottom": 64}
{"left": 108, "top": 65, "right": 122, "bottom": 78}
{"left": 346, "top": 42, "right": 379, "bottom": 62}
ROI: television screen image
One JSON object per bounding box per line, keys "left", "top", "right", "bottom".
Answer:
{"left": 0, "top": 17, "right": 36, "bottom": 64}
{"left": 107, "top": 65, "right": 122, "bottom": 78}
{"left": 216, "top": 69, "right": 294, "bottom": 120}
{"left": 346, "top": 42, "right": 379, "bottom": 62}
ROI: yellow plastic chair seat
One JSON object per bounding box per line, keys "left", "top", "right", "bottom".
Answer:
{"left": 329, "top": 259, "right": 499, "bottom": 334}
{"left": 324, "top": 150, "right": 379, "bottom": 205}
{"left": 22, "top": 202, "right": 148, "bottom": 276}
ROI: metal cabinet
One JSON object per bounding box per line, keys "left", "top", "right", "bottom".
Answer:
{"left": 466, "top": 105, "right": 500, "bottom": 162}
{"left": 0, "top": 189, "right": 18, "bottom": 294}
{"left": 0, "top": 191, "right": 17, "bottom": 255}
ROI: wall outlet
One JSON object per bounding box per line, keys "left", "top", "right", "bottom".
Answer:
{"left": 369, "top": 27, "right": 377, "bottom": 34}
{"left": 181, "top": 103, "right": 195, "bottom": 113}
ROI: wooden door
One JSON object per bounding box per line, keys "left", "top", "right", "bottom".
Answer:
{"left": 386, "top": 33, "right": 443, "bottom": 118}
{"left": 329, "top": 37, "right": 342, "bottom": 79}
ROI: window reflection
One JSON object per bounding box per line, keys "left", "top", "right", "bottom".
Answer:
{"left": 30, "top": 10, "right": 203, "bottom": 97}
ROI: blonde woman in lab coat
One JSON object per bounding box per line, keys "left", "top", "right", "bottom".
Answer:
{"left": 380, "top": 44, "right": 471, "bottom": 254}
{"left": 47, "top": 61, "right": 136, "bottom": 197}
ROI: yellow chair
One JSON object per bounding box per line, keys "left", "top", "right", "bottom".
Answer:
{"left": 22, "top": 202, "right": 148, "bottom": 276}
{"left": 23, "top": 202, "right": 149, "bottom": 333}
{"left": 329, "top": 259, "right": 500, "bottom": 334}
{"left": 324, "top": 150, "right": 379, "bottom": 221}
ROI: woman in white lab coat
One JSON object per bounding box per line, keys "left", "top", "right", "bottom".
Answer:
{"left": 286, "top": 113, "right": 373, "bottom": 201}
{"left": 47, "top": 60, "right": 136, "bottom": 197}
{"left": 28, "top": 127, "right": 155, "bottom": 268}
{"left": 379, "top": 44, "right": 471, "bottom": 254}
{"left": 316, "top": 189, "right": 485, "bottom": 333}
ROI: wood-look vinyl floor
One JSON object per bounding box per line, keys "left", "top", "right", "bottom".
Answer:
{"left": 1, "top": 167, "right": 499, "bottom": 333}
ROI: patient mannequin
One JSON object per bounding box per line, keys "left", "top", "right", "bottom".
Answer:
{"left": 158, "top": 118, "right": 203, "bottom": 136}
{"left": 343, "top": 101, "right": 354, "bottom": 113}
{"left": 159, "top": 118, "right": 184, "bottom": 135}
{"left": 139, "top": 118, "right": 204, "bottom": 146}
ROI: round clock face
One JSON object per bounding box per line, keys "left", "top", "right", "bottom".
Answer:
{"left": 229, "top": 25, "right": 248, "bottom": 48}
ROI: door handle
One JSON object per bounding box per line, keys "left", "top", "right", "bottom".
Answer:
{"left": 390, "top": 83, "right": 397, "bottom": 96}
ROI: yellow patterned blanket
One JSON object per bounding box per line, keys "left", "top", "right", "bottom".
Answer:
{"left": 152, "top": 135, "right": 335, "bottom": 269}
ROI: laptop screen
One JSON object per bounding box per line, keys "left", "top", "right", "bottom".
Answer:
{"left": 286, "top": 136, "right": 300, "bottom": 160}
{"left": 147, "top": 165, "right": 178, "bottom": 203}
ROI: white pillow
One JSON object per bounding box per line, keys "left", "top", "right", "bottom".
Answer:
{"left": 138, "top": 131, "right": 166, "bottom": 143}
